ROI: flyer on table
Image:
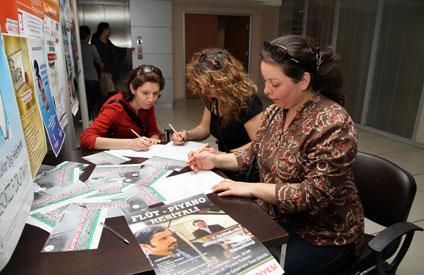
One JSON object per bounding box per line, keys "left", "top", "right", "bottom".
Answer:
{"left": 125, "top": 194, "right": 284, "bottom": 275}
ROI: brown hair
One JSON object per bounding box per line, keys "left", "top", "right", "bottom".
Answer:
{"left": 123, "top": 65, "right": 165, "bottom": 101}
{"left": 261, "top": 35, "right": 344, "bottom": 105}
{"left": 186, "top": 48, "right": 257, "bottom": 125}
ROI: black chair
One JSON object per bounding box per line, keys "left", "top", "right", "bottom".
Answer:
{"left": 340, "top": 151, "right": 423, "bottom": 275}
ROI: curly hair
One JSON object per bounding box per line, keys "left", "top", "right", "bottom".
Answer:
{"left": 261, "top": 35, "right": 344, "bottom": 106}
{"left": 186, "top": 48, "right": 257, "bottom": 126}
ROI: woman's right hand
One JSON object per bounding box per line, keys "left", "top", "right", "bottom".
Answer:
{"left": 187, "top": 150, "right": 216, "bottom": 171}
{"left": 129, "top": 137, "right": 152, "bottom": 151}
{"left": 172, "top": 130, "right": 187, "bottom": 145}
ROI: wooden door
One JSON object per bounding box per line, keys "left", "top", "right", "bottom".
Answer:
{"left": 223, "top": 16, "right": 250, "bottom": 72}
{"left": 185, "top": 14, "right": 218, "bottom": 98}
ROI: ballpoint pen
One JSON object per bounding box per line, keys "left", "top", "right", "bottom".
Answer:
{"left": 100, "top": 222, "right": 130, "bottom": 245}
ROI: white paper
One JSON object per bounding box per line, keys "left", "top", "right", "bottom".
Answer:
{"left": 151, "top": 171, "right": 224, "bottom": 203}
{"left": 108, "top": 141, "right": 206, "bottom": 161}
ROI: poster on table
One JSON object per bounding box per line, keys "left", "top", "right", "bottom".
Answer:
{"left": 125, "top": 194, "right": 284, "bottom": 275}
{"left": 28, "top": 38, "right": 65, "bottom": 156}
{"left": 0, "top": 33, "right": 34, "bottom": 271}
{"left": 3, "top": 34, "right": 47, "bottom": 177}
{"left": 44, "top": 0, "right": 68, "bottom": 127}
{"left": 59, "top": 0, "right": 79, "bottom": 115}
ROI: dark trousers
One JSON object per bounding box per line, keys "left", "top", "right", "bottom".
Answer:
{"left": 282, "top": 229, "right": 355, "bottom": 275}
{"left": 85, "top": 80, "right": 105, "bottom": 120}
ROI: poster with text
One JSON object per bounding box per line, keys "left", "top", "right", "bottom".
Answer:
{"left": 44, "top": 0, "right": 68, "bottom": 127}
{"left": 3, "top": 34, "right": 47, "bottom": 177}
{"left": 59, "top": 0, "right": 78, "bottom": 115}
{"left": 0, "top": 1, "right": 19, "bottom": 35}
{"left": 126, "top": 194, "right": 284, "bottom": 275}
{"left": 28, "top": 38, "right": 65, "bottom": 156}
{"left": 0, "top": 33, "right": 34, "bottom": 271}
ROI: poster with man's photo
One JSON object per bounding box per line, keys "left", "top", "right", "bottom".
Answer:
{"left": 125, "top": 194, "right": 284, "bottom": 275}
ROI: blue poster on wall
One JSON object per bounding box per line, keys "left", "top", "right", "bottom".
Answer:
{"left": 28, "top": 38, "right": 65, "bottom": 156}
{"left": 0, "top": 33, "right": 34, "bottom": 271}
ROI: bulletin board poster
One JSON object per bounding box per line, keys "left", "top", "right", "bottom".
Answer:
{"left": 28, "top": 38, "right": 65, "bottom": 156}
{"left": 44, "top": 0, "right": 68, "bottom": 127}
{"left": 0, "top": 1, "right": 19, "bottom": 34}
{"left": 3, "top": 34, "right": 47, "bottom": 177}
{"left": 59, "top": 0, "right": 79, "bottom": 116}
{"left": 0, "top": 33, "right": 34, "bottom": 272}
{"left": 0, "top": 0, "right": 44, "bottom": 38}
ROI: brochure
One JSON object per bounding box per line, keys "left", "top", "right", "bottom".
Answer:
{"left": 125, "top": 194, "right": 284, "bottom": 275}
{"left": 41, "top": 204, "right": 106, "bottom": 252}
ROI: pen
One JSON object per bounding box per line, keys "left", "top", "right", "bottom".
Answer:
{"left": 130, "top": 129, "right": 141, "bottom": 138}
{"left": 168, "top": 123, "right": 185, "bottom": 141}
{"left": 100, "top": 222, "right": 130, "bottom": 245}
{"left": 187, "top": 143, "right": 209, "bottom": 163}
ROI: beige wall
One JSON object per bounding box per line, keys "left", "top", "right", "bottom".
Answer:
{"left": 172, "top": 3, "right": 279, "bottom": 99}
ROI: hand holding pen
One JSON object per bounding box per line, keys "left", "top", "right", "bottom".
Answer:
{"left": 130, "top": 129, "right": 160, "bottom": 151}
{"left": 168, "top": 123, "right": 186, "bottom": 145}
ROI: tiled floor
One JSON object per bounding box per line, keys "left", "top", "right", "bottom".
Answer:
{"left": 155, "top": 98, "right": 424, "bottom": 274}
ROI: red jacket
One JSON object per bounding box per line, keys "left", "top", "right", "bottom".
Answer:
{"left": 80, "top": 92, "right": 161, "bottom": 149}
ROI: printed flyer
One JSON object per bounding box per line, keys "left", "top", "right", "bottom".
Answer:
{"left": 0, "top": 32, "right": 34, "bottom": 271}
{"left": 3, "top": 34, "right": 47, "bottom": 177}
{"left": 41, "top": 204, "right": 107, "bottom": 252}
{"left": 28, "top": 37, "right": 65, "bottom": 156}
{"left": 125, "top": 194, "right": 284, "bottom": 275}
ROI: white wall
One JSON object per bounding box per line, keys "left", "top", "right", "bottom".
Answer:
{"left": 130, "top": 0, "right": 173, "bottom": 108}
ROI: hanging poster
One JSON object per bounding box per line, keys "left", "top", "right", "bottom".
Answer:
{"left": 3, "top": 34, "right": 47, "bottom": 177}
{"left": 59, "top": 0, "right": 79, "bottom": 115}
{"left": 0, "top": 1, "right": 19, "bottom": 35}
{"left": 44, "top": 0, "right": 68, "bottom": 127}
{"left": 28, "top": 38, "right": 65, "bottom": 156}
{"left": 0, "top": 33, "right": 34, "bottom": 271}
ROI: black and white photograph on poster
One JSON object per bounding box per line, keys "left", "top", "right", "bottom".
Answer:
{"left": 125, "top": 194, "right": 284, "bottom": 275}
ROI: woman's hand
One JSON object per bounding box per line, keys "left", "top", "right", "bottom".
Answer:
{"left": 212, "top": 179, "right": 256, "bottom": 198}
{"left": 172, "top": 130, "right": 187, "bottom": 145}
{"left": 149, "top": 138, "right": 161, "bottom": 145}
{"left": 187, "top": 150, "right": 216, "bottom": 171}
{"left": 129, "top": 137, "right": 152, "bottom": 151}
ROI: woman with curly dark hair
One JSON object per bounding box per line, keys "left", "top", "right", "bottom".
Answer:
{"left": 172, "top": 48, "right": 263, "bottom": 153}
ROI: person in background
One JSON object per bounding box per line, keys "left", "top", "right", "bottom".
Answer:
{"left": 187, "top": 35, "right": 364, "bottom": 275}
{"left": 91, "top": 22, "right": 134, "bottom": 85}
{"left": 79, "top": 25, "right": 104, "bottom": 119}
{"left": 171, "top": 48, "right": 263, "bottom": 154}
{"left": 80, "top": 64, "right": 164, "bottom": 151}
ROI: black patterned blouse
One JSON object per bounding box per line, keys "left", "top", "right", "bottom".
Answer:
{"left": 234, "top": 94, "right": 364, "bottom": 252}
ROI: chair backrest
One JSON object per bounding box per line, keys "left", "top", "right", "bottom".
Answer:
{"left": 353, "top": 152, "right": 417, "bottom": 227}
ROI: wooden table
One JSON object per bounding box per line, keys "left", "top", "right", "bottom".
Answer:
{"left": 2, "top": 150, "right": 288, "bottom": 275}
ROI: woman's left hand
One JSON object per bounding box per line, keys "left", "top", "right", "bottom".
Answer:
{"left": 212, "top": 179, "right": 255, "bottom": 198}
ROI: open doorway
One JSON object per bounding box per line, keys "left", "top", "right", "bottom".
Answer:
{"left": 185, "top": 14, "right": 251, "bottom": 98}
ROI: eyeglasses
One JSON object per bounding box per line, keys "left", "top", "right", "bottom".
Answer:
{"left": 197, "top": 51, "right": 229, "bottom": 71}
{"left": 137, "top": 65, "right": 162, "bottom": 76}
{"left": 263, "top": 41, "right": 300, "bottom": 65}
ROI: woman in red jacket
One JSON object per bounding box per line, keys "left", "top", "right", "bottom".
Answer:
{"left": 80, "top": 65, "right": 164, "bottom": 151}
